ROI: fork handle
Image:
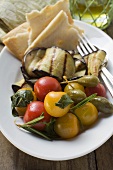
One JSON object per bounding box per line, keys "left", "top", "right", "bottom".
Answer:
{"left": 100, "top": 69, "right": 113, "bottom": 98}
{"left": 101, "top": 67, "right": 113, "bottom": 85}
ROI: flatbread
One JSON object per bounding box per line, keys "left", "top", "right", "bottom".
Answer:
{"left": 2, "top": 22, "right": 28, "bottom": 40}
{"left": 26, "top": 10, "right": 80, "bottom": 52}
{"left": 2, "top": 22, "right": 29, "bottom": 60}
{"left": 2, "top": 0, "right": 83, "bottom": 60}
{"left": 26, "top": 0, "right": 74, "bottom": 45}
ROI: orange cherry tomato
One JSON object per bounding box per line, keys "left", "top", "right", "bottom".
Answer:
{"left": 74, "top": 102, "right": 98, "bottom": 126}
{"left": 54, "top": 112, "right": 80, "bottom": 139}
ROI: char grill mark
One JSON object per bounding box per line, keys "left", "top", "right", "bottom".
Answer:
{"left": 49, "top": 47, "right": 56, "bottom": 74}
{"left": 63, "top": 53, "right": 67, "bottom": 78}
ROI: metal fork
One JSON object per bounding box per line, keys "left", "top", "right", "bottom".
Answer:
{"left": 77, "top": 33, "right": 113, "bottom": 97}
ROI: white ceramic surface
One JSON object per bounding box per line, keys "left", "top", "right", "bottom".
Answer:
{"left": 0, "top": 20, "right": 113, "bottom": 161}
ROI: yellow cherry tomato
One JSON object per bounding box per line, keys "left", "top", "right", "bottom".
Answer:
{"left": 15, "top": 107, "right": 27, "bottom": 116}
{"left": 75, "top": 102, "right": 98, "bottom": 126}
{"left": 44, "top": 91, "right": 72, "bottom": 117}
{"left": 54, "top": 112, "right": 80, "bottom": 139}
{"left": 64, "top": 82, "right": 85, "bottom": 93}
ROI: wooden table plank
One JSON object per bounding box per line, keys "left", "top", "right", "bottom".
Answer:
{"left": 95, "top": 137, "right": 113, "bottom": 170}
{"left": 0, "top": 132, "right": 97, "bottom": 170}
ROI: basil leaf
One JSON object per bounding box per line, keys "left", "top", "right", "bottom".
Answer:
{"left": 11, "top": 90, "right": 34, "bottom": 108}
{"left": 55, "top": 94, "right": 74, "bottom": 109}
{"left": 45, "top": 117, "right": 60, "bottom": 139}
{"left": 12, "top": 107, "right": 19, "bottom": 117}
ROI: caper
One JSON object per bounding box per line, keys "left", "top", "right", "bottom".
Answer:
{"left": 75, "top": 75, "right": 99, "bottom": 87}
{"left": 61, "top": 75, "right": 99, "bottom": 87}
{"left": 67, "top": 89, "right": 86, "bottom": 104}
{"left": 90, "top": 96, "right": 113, "bottom": 114}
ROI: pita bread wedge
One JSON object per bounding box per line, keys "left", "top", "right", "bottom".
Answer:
{"left": 26, "top": 0, "right": 74, "bottom": 45}
{"left": 26, "top": 10, "right": 80, "bottom": 52}
{"left": 2, "top": 22, "right": 29, "bottom": 60}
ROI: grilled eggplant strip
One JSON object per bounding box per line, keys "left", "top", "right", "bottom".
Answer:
{"left": 12, "top": 78, "right": 33, "bottom": 93}
{"left": 87, "top": 50, "right": 106, "bottom": 76}
{"left": 22, "top": 46, "right": 75, "bottom": 81}
{"left": 23, "top": 48, "right": 46, "bottom": 77}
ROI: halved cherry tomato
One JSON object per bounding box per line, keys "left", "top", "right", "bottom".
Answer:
{"left": 44, "top": 91, "right": 72, "bottom": 117}
{"left": 34, "top": 76, "right": 62, "bottom": 101}
{"left": 54, "top": 112, "right": 80, "bottom": 139}
{"left": 74, "top": 102, "right": 98, "bottom": 126}
{"left": 24, "top": 101, "right": 51, "bottom": 131}
{"left": 85, "top": 83, "right": 106, "bottom": 97}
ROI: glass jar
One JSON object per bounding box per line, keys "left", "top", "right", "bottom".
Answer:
{"left": 70, "top": 0, "right": 113, "bottom": 29}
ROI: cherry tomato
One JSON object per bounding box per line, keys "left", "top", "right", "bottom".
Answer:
{"left": 74, "top": 102, "right": 98, "bottom": 126}
{"left": 85, "top": 83, "right": 106, "bottom": 97}
{"left": 44, "top": 91, "right": 71, "bottom": 117}
{"left": 23, "top": 101, "right": 51, "bottom": 131}
{"left": 64, "top": 82, "right": 85, "bottom": 93}
{"left": 15, "top": 87, "right": 37, "bottom": 116}
{"left": 54, "top": 112, "right": 80, "bottom": 139}
{"left": 34, "top": 76, "right": 62, "bottom": 101}
{"left": 15, "top": 107, "right": 27, "bottom": 116}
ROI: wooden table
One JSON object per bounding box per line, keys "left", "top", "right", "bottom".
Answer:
{"left": 0, "top": 21, "right": 113, "bottom": 170}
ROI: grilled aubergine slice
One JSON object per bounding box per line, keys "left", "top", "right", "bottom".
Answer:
{"left": 22, "top": 47, "right": 75, "bottom": 81}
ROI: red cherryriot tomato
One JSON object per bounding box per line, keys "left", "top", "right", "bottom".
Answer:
{"left": 23, "top": 101, "right": 51, "bottom": 131}
{"left": 85, "top": 83, "right": 106, "bottom": 97}
{"left": 34, "top": 76, "right": 62, "bottom": 101}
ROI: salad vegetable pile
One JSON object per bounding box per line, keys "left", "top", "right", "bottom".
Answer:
{"left": 11, "top": 67, "right": 113, "bottom": 140}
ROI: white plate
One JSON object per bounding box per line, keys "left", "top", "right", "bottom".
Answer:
{"left": 0, "top": 20, "right": 113, "bottom": 161}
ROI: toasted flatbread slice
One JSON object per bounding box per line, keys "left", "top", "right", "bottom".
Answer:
{"left": 26, "top": 0, "right": 74, "bottom": 45}
{"left": 2, "top": 22, "right": 29, "bottom": 60}
{"left": 2, "top": 22, "right": 28, "bottom": 40}
{"left": 26, "top": 10, "right": 80, "bottom": 52}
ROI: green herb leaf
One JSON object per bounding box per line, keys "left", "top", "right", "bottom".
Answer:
{"left": 11, "top": 89, "right": 34, "bottom": 116}
{"left": 11, "top": 90, "right": 34, "bottom": 108}
{"left": 16, "top": 116, "right": 60, "bottom": 140}
{"left": 55, "top": 94, "right": 74, "bottom": 109}
{"left": 12, "top": 107, "right": 19, "bottom": 117}
{"left": 45, "top": 117, "right": 60, "bottom": 139}
{"left": 22, "top": 113, "right": 44, "bottom": 126}
{"left": 16, "top": 113, "right": 51, "bottom": 141}
{"left": 20, "top": 125, "right": 52, "bottom": 141}
{"left": 70, "top": 93, "right": 97, "bottom": 112}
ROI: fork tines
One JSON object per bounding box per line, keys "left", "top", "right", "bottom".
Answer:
{"left": 77, "top": 34, "right": 98, "bottom": 57}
